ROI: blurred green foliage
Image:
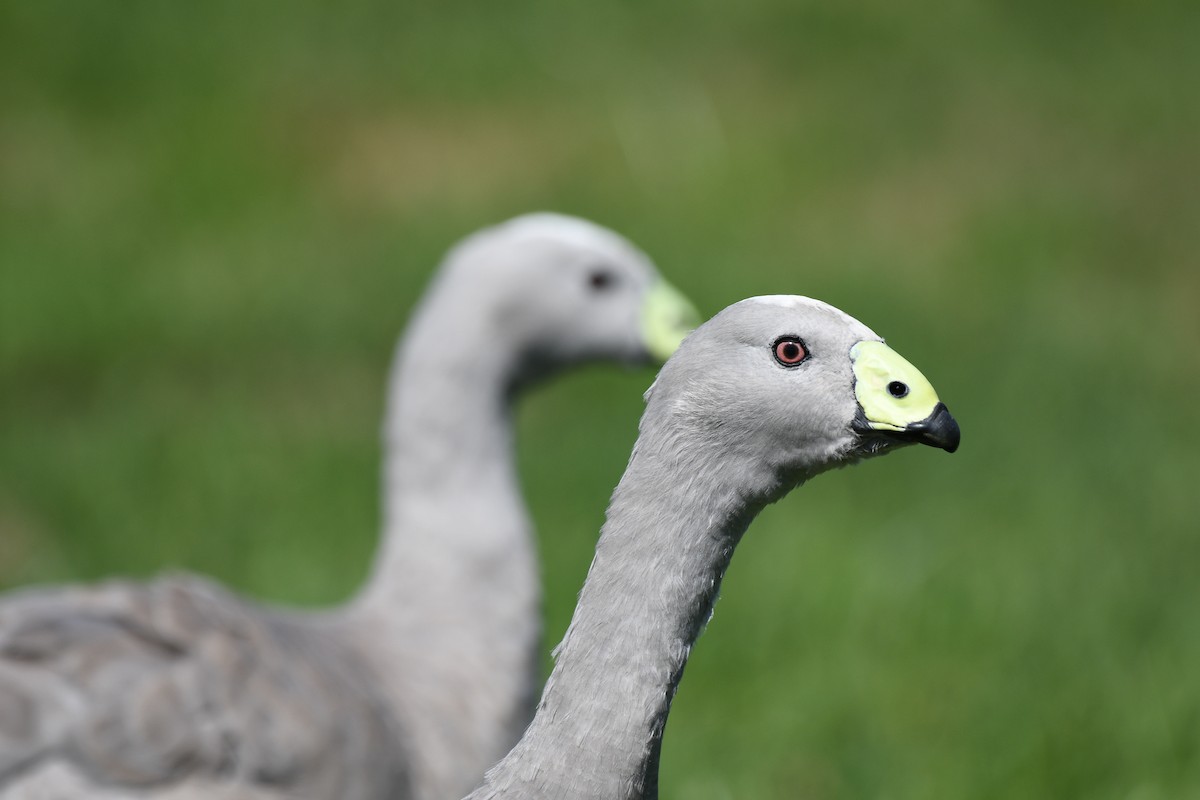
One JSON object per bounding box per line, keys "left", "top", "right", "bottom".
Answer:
{"left": 1, "top": 1, "right": 1197, "bottom": 797}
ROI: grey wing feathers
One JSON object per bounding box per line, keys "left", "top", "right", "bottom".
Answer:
{"left": 0, "top": 575, "right": 412, "bottom": 799}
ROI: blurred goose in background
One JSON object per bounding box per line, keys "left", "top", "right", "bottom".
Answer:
{"left": 466, "top": 296, "right": 960, "bottom": 799}
{"left": 0, "top": 214, "right": 700, "bottom": 800}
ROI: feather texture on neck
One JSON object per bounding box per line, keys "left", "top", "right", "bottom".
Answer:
{"left": 474, "top": 399, "right": 790, "bottom": 799}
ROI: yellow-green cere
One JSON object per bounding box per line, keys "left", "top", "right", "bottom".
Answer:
{"left": 641, "top": 281, "right": 702, "bottom": 362}
{"left": 850, "top": 340, "right": 943, "bottom": 431}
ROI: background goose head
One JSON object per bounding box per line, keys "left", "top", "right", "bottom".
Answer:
{"left": 421, "top": 213, "right": 699, "bottom": 389}
{"left": 642, "top": 295, "right": 960, "bottom": 501}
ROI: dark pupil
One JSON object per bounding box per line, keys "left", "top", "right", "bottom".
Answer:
{"left": 781, "top": 343, "right": 801, "bottom": 361}
{"left": 589, "top": 270, "right": 613, "bottom": 290}
{"left": 887, "top": 381, "right": 909, "bottom": 398}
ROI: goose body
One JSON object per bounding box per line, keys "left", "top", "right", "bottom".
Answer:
{"left": 0, "top": 214, "right": 699, "bottom": 800}
{"left": 467, "top": 295, "right": 959, "bottom": 799}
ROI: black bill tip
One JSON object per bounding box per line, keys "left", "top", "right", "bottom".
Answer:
{"left": 907, "top": 402, "right": 960, "bottom": 453}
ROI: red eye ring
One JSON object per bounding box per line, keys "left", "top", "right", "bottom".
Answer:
{"left": 773, "top": 337, "right": 808, "bottom": 366}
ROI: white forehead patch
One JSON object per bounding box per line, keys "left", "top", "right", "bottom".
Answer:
{"left": 749, "top": 294, "right": 817, "bottom": 309}
{"left": 499, "top": 212, "right": 633, "bottom": 255}
{"left": 745, "top": 295, "right": 879, "bottom": 339}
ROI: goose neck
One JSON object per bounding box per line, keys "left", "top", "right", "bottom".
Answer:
{"left": 479, "top": 426, "right": 775, "bottom": 799}
{"left": 355, "top": 291, "right": 531, "bottom": 603}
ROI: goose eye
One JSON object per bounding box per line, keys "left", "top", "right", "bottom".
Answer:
{"left": 588, "top": 269, "right": 615, "bottom": 292}
{"left": 773, "top": 337, "right": 808, "bottom": 366}
{"left": 887, "top": 381, "right": 909, "bottom": 398}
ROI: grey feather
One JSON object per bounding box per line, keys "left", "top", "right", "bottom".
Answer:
{"left": 0, "top": 575, "right": 409, "bottom": 798}
{"left": 0, "top": 214, "right": 692, "bottom": 800}
{"left": 467, "top": 296, "right": 958, "bottom": 799}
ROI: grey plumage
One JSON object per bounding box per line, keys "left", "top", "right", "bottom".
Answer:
{"left": 467, "top": 296, "right": 959, "bottom": 799}
{"left": 0, "top": 577, "right": 409, "bottom": 798}
{"left": 0, "top": 214, "right": 698, "bottom": 800}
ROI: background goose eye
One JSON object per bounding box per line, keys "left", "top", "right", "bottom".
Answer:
{"left": 773, "top": 337, "right": 808, "bottom": 366}
{"left": 588, "top": 268, "right": 615, "bottom": 291}
{"left": 888, "top": 381, "right": 910, "bottom": 398}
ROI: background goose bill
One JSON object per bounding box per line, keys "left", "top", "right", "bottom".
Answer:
{"left": 641, "top": 280, "right": 701, "bottom": 363}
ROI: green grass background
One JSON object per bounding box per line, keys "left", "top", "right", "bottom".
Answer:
{"left": 1, "top": 1, "right": 1197, "bottom": 797}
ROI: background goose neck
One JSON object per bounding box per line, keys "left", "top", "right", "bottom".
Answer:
{"left": 348, "top": 283, "right": 539, "bottom": 800}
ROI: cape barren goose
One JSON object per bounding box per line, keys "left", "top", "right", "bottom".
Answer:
{"left": 0, "top": 214, "right": 699, "bottom": 800}
{"left": 465, "top": 295, "right": 960, "bottom": 799}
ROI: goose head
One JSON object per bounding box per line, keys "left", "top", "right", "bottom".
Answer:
{"left": 434, "top": 213, "right": 700, "bottom": 383}
{"left": 645, "top": 295, "right": 959, "bottom": 495}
